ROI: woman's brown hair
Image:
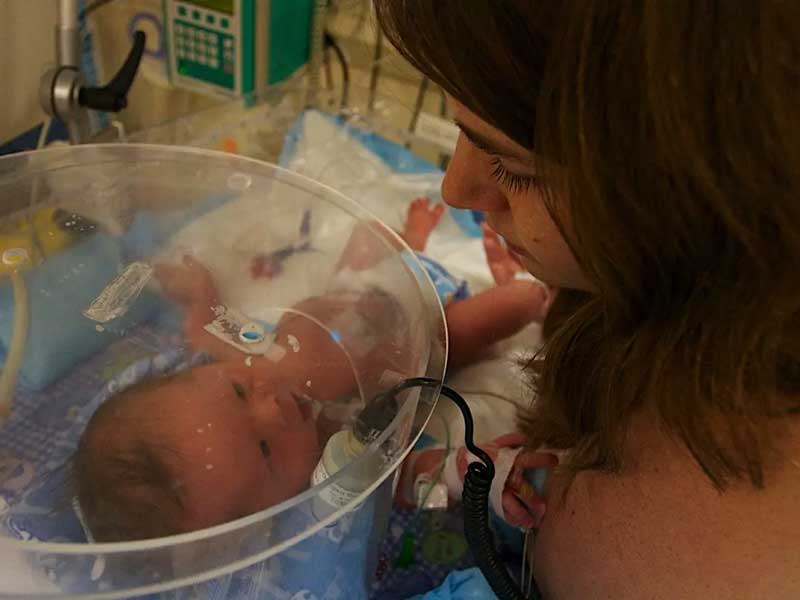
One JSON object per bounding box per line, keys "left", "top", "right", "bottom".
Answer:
{"left": 375, "top": 0, "right": 800, "bottom": 489}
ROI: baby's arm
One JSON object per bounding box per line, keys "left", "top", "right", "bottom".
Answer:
{"left": 156, "top": 258, "right": 364, "bottom": 400}
{"left": 445, "top": 280, "right": 550, "bottom": 368}
{"left": 333, "top": 198, "right": 442, "bottom": 272}
{"left": 155, "top": 256, "right": 248, "bottom": 362}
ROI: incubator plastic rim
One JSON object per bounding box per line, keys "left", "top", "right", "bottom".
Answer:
{"left": 0, "top": 145, "right": 448, "bottom": 563}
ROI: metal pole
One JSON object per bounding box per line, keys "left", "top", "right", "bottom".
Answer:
{"left": 367, "top": 26, "right": 383, "bottom": 115}
{"left": 57, "top": 0, "right": 81, "bottom": 67}
{"left": 305, "top": 0, "right": 327, "bottom": 108}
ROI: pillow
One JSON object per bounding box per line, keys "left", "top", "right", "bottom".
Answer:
{"left": 0, "top": 233, "right": 162, "bottom": 391}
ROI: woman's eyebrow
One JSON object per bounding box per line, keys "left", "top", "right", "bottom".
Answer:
{"left": 454, "top": 120, "right": 532, "bottom": 162}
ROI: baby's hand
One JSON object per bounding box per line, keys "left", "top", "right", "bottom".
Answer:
{"left": 155, "top": 255, "right": 219, "bottom": 308}
{"left": 455, "top": 433, "right": 556, "bottom": 529}
{"left": 481, "top": 224, "right": 524, "bottom": 286}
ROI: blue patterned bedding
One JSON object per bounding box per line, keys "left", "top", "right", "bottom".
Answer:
{"left": 0, "top": 325, "right": 179, "bottom": 543}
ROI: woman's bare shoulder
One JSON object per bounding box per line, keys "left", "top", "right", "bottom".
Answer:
{"left": 533, "top": 415, "right": 800, "bottom": 599}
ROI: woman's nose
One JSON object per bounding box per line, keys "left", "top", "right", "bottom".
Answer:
{"left": 442, "top": 134, "right": 509, "bottom": 212}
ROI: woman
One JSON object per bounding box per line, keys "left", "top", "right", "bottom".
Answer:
{"left": 374, "top": 1, "right": 800, "bottom": 598}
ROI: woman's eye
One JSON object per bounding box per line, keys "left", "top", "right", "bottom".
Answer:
{"left": 232, "top": 382, "right": 247, "bottom": 400}
{"left": 489, "top": 157, "right": 539, "bottom": 194}
{"left": 259, "top": 441, "right": 271, "bottom": 459}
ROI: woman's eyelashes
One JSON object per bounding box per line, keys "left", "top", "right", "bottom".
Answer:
{"left": 489, "top": 156, "right": 539, "bottom": 193}
{"left": 462, "top": 134, "right": 539, "bottom": 193}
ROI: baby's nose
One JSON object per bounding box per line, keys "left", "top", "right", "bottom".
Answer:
{"left": 218, "top": 362, "right": 256, "bottom": 391}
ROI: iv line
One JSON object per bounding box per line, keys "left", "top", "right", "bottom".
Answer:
{"left": 0, "top": 254, "right": 30, "bottom": 425}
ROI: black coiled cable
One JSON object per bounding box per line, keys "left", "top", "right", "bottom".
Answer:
{"left": 381, "top": 377, "right": 542, "bottom": 600}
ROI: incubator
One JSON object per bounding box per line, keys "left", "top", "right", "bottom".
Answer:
{"left": 0, "top": 144, "right": 447, "bottom": 599}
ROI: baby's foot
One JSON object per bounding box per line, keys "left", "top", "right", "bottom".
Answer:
{"left": 403, "top": 197, "right": 445, "bottom": 252}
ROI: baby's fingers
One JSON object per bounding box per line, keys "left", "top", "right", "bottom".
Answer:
{"left": 410, "top": 197, "right": 428, "bottom": 209}
{"left": 502, "top": 488, "right": 542, "bottom": 529}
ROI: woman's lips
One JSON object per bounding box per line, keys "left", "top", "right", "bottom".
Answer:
{"left": 483, "top": 220, "right": 532, "bottom": 259}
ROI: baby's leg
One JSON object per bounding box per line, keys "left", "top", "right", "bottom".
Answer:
{"left": 334, "top": 197, "right": 444, "bottom": 271}
{"left": 445, "top": 280, "right": 549, "bottom": 368}
{"left": 334, "top": 220, "right": 402, "bottom": 272}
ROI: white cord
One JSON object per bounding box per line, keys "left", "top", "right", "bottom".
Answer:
{"left": 37, "top": 118, "right": 52, "bottom": 150}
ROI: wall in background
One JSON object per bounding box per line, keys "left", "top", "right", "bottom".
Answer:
{"left": 0, "top": 1, "right": 58, "bottom": 144}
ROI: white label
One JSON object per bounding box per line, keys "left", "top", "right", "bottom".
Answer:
{"left": 311, "top": 459, "right": 361, "bottom": 509}
{"left": 83, "top": 262, "right": 153, "bottom": 323}
{"left": 414, "top": 113, "right": 460, "bottom": 151}
{"left": 203, "top": 305, "right": 275, "bottom": 355}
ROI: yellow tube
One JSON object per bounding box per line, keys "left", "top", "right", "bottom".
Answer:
{"left": 0, "top": 258, "right": 30, "bottom": 426}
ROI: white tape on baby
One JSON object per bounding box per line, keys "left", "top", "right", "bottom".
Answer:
{"left": 443, "top": 448, "right": 466, "bottom": 498}
{"left": 399, "top": 450, "right": 424, "bottom": 505}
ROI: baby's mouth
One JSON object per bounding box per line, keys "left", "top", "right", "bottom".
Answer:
{"left": 291, "top": 391, "right": 313, "bottom": 407}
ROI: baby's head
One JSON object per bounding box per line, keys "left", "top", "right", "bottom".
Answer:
{"left": 75, "top": 362, "right": 320, "bottom": 541}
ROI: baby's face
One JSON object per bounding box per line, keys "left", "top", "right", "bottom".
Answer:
{"left": 145, "top": 362, "right": 321, "bottom": 532}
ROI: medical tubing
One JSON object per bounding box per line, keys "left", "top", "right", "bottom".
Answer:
{"left": 383, "top": 377, "right": 540, "bottom": 600}
{"left": 0, "top": 272, "right": 29, "bottom": 425}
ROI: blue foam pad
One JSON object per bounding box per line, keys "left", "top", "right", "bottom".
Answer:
{"left": 0, "top": 233, "right": 162, "bottom": 391}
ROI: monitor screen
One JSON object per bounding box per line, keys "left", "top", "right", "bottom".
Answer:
{"left": 187, "top": 0, "right": 233, "bottom": 15}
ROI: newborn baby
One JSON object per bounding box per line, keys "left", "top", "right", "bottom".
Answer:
{"left": 74, "top": 200, "right": 549, "bottom": 541}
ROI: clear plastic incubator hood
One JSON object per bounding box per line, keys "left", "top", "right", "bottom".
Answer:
{"left": 0, "top": 145, "right": 447, "bottom": 599}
